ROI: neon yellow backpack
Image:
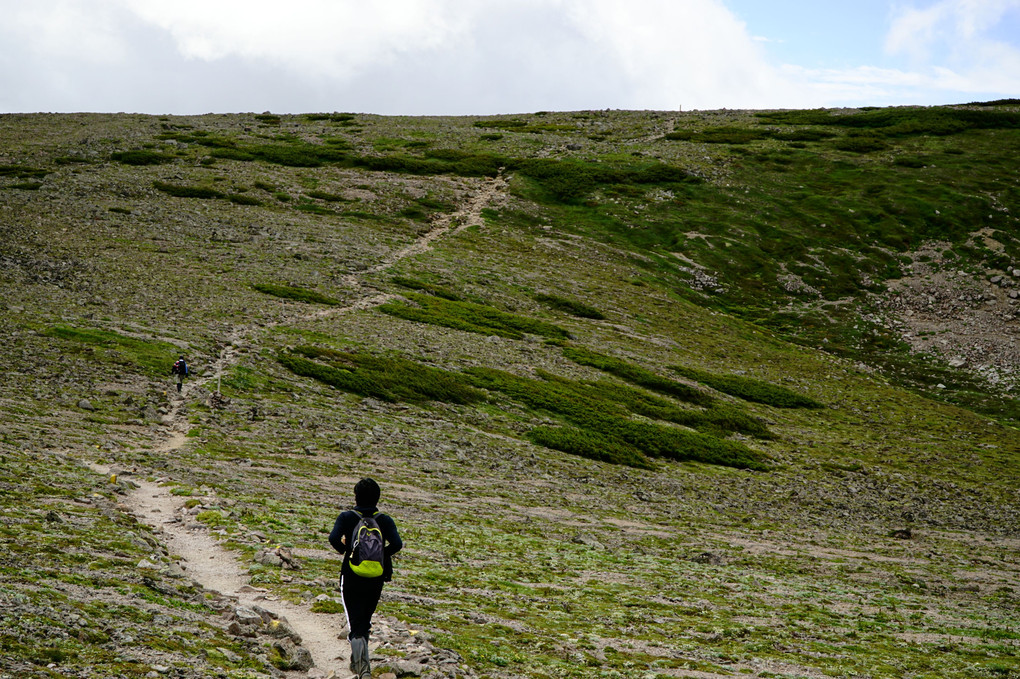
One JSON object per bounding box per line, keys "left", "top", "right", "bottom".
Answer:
{"left": 349, "top": 512, "right": 385, "bottom": 578}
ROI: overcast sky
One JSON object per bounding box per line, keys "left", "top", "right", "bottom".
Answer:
{"left": 1, "top": 0, "right": 1018, "bottom": 115}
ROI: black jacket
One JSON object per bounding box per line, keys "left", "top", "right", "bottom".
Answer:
{"left": 329, "top": 505, "right": 402, "bottom": 581}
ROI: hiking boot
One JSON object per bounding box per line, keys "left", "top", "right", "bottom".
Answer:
{"left": 358, "top": 637, "right": 372, "bottom": 678}
{"left": 349, "top": 636, "right": 366, "bottom": 677}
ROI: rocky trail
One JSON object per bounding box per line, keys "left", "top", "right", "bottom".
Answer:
{"left": 84, "top": 174, "right": 507, "bottom": 678}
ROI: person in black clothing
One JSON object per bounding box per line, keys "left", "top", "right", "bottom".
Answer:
{"left": 170, "top": 356, "right": 187, "bottom": 393}
{"left": 329, "top": 478, "right": 402, "bottom": 679}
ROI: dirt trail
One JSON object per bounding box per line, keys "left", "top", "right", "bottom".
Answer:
{"left": 89, "top": 173, "right": 508, "bottom": 676}
{"left": 367, "top": 172, "right": 507, "bottom": 274}
{"left": 91, "top": 460, "right": 350, "bottom": 677}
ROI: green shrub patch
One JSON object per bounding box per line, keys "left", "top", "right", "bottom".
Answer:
{"left": 306, "top": 190, "right": 351, "bottom": 202}
{"left": 465, "top": 367, "right": 768, "bottom": 470}
{"left": 562, "top": 346, "right": 713, "bottom": 406}
{"left": 527, "top": 426, "right": 654, "bottom": 469}
{"left": 228, "top": 193, "right": 262, "bottom": 206}
{"left": 379, "top": 293, "right": 571, "bottom": 340}
{"left": 355, "top": 152, "right": 505, "bottom": 178}
{"left": 43, "top": 325, "right": 181, "bottom": 378}
{"left": 538, "top": 371, "right": 772, "bottom": 440}
{"left": 533, "top": 293, "right": 605, "bottom": 319}
{"left": 832, "top": 135, "right": 889, "bottom": 153}
{"left": 391, "top": 276, "right": 463, "bottom": 301}
{"left": 152, "top": 181, "right": 224, "bottom": 199}
{"left": 670, "top": 366, "right": 823, "bottom": 409}
{"left": 161, "top": 130, "right": 697, "bottom": 203}
{"left": 111, "top": 150, "right": 175, "bottom": 166}
{"left": 279, "top": 343, "right": 767, "bottom": 470}
{"left": 279, "top": 347, "right": 486, "bottom": 405}
{"left": 665, "top": 127, "right": 770, "bottom": 144}
{"left": 304, "top": 113, "right": 357, "bottom": 122}
{"left": 666, "top": 127, "right": 838, "bottom": 144}
{"left": 0, "top": 165, "right": 49, "bottom": 179}
{"left": 512, "top": 158, "right": 699, "bottom": 203}
{"left": 252, "top": 283, "right": 343, "bottom": 306}
{"left": 755, "top": 106, "right": 1020, "bottom": 137}
{"left": 295, "top": 199, "right": 333, "bottom": 215}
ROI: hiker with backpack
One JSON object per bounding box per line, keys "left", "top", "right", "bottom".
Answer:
{"left": 170, "top": 356, "right": 188, "bottom": 393}
{"left": 329, "top": 477, "right": 403, "bottom": 679}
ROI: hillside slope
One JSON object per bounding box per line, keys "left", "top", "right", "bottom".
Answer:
{"left": 1, "top": 108, "right": 1018, "bottom": 679}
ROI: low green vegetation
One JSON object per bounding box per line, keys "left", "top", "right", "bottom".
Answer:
{"left": 756, "top": 105, "right": 1020, "bottom": 136}
{"left": 3, "top": 107, "right": 1019, "bottom": 679}
{"left": 379, "top": 293, "right": 571, "bottom": 340}
{"left": 304, "top": 112, "right": 357, "bottom": 123}
{"left": 158, "top": 128, "right": 699, "bottom": 203}
{"left": 43, "top": 325, "right": 181, "bottom": 378}
{"left": 526, "top": 425, "right": 654, "bottom": 469}
{"left": 391, "top": 276, "right": 463, "bottom": 300}
{"left": 295, "top": 198, "right": 333, "bottom": 215}
{"left": 111, "top": 150, "right": 175, "bottom": 166}
{"left": 306, "top": 189, "right": 350, "bottom": 202}
{"left": 228, "top": 193, "right": 262, "bottom": 206}
{"left": 562, "top": 345, "right": 712, "bottom": 406}
{"left": 279, "top": 347, "right": 486, "bottom": 405}
{"left": 533, "top": 293, "right": 605, "bottom": 319}
{"left": 471, "top": 105, "right": 1020, "bottom": 421}
{"left": 0, "top": 165, "right": 50, "bottom": 179}
{"left": 253, "top": 283, "right": 343, "bottom": 306}
{"left": 464, "top": 366, "right": 768, "bottom": 470}
{"left": 152, "top": 181, "right": 224, "bottom": 199}
{"left": 670, "top": 365, "right": 824, "bottom": 408}
{"left": 277, "top": 344, "right": 769, "bottom": 470}
{"left": 472, "top": 117, "right": 582, "bottom": 135}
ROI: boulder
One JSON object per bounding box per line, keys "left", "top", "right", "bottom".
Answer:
{"left": 272, "top": 638, "right": 314, "bottom": 671}
{"left": 267, "top": 617, "right": 302, "bottom": 644}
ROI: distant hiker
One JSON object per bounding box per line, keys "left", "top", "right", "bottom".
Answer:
{"left": 170, "top": 356, "right": 188, "bottom": 393}
{"left": 329, "top": 478, "right": 403, "bottom": 679}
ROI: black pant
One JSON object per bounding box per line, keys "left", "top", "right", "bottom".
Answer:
{"left": 341, "top": 573, "right": 384, "bottom": 639}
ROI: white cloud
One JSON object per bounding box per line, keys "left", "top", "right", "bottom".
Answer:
{"left": 872, "top": 0, "right": 1020, "bottom": 103}
{"left": 559, "top": 0, "right": 789, "bottom": 109}
{"left": 112, "top": 0, "right": 470, "bottom": 78}
{"left": 101, "top": 0, "right": 789, "bottom": 111}
{"left": 886, "top": 0, "right": 1020, "bottom": 66}
{"left": 0, "top": 0, "right": 1017, "bottom": 114}
{"left": 1, "top": 0, "right": 131, "bottom": 64}
{"left": 96, "top": 0, "right": 800, "bottom": 112}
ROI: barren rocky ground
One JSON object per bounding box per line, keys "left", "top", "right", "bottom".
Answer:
{"left": 1, "top": 108, "right": 1018, "bottom": 679}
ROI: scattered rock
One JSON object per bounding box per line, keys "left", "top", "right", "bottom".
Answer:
{"left": 266, "top": 617, "right": 302, "bottom": 644}
{"left": 392, "top": 659, "right": 425, "bottom": 676}
{"left": 570, "top": 533, "right": 602, "bottom": 548}
{"left": 256, "top": 546, "right": 302, "bottom": 570}
{"left": 273, "top": 637, "right": 314, "bottom": 671}
{"left": 690, "top": 551, "right": 724, "bottom": 565}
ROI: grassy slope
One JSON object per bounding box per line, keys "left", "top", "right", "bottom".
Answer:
{"left": 1, "top": 109, "right": 1018, "bottom": 678}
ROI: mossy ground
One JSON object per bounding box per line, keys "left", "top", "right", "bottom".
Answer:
{"left": 1, "top": 108, "right": 1018, "bottom": 678}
